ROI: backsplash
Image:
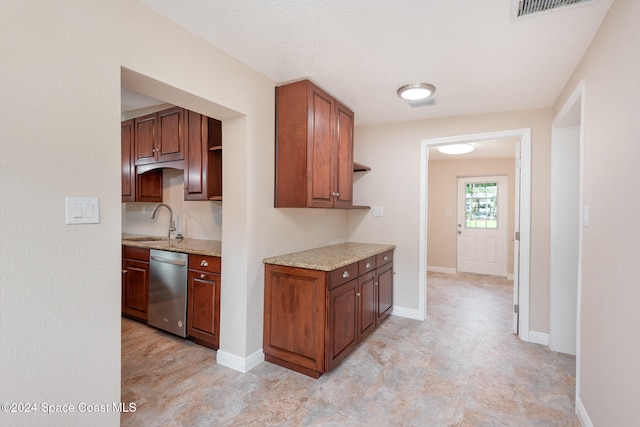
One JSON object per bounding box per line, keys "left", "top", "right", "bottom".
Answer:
{"left": 122, "top": 169, "right": 222, "bottom": 240}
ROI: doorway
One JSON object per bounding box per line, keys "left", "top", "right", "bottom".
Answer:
{"left": 419, "top": 128, "right": 532, "bottom": 341}
{"left": 457, "top": 175, "right": 508, "bottom": 277}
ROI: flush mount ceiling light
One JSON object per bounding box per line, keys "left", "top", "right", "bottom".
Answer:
{"left": 397, "top": 83, "right": 436, "bottom": 101}
{"left": 438, "top": 144, "right": 474, "bottom": 155}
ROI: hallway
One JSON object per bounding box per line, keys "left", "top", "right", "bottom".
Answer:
{"left": 122, "top": 272, "right": 578, "bottom": 426}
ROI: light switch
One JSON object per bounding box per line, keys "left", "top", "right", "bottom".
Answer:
{"left": 71, "top": 203, "right": 83, "bottom": 218}
{"left": 66, "top": 197, "right": 100, "bottom": 224}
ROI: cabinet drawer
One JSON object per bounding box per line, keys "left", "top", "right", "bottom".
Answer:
{"left": 122, "top": 246, "right": 150, "bottom": 262}
{"left": 358, "top": 256, "right": 376, "bottom": 275}
{"left": 329, "top": 262, "right": 358, "bottom": 290}
{"left": 189, "top": 254, "right": 221, "bottom": 273}
{"left": 376, "top": 250, "right": 393, "bottom": 266}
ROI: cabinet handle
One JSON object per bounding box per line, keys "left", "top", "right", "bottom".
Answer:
{"left": 374, "top": 281, "right": 378, "bottom": 286}
{"left": 122, "top": 270, "right": 127, "bottom": 274}
{"left": 200, "top": 260, "right": 209, "bottom": 267}
{"left": 200, "top": 273, "right": 206, "bottom": 279}
{"left": 342, "top": 271, "right": 350, "bottom": 278}
{"left": 383, "top": 256, "right": 389, "bottom": 261}
{"left": 365, "top": 262, "right": 371, "bottom": 269}
{"left": 356, "top": 292, "right": 360, "bottom": 297}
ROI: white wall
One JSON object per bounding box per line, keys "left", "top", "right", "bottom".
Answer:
{"left": 553, "top": 0, "right": 640, "bottom": 423}
{"left": 349, "top": 109, "right": 552, "bottom": 333}
{"left": 0, "top": 1, "right": 348, "bottom": 426}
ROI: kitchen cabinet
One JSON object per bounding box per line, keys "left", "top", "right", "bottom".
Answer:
{"left": 263, "top": 248, "right": 394, "bottom": 378}
{"left": 121, "top": 119, "right": 163, "bottom": 202}
{"left": 187, "top": 254, "right": 221, "bottom": 350}
{"left": 275, "top": 79, "right": 363, "bottom": 208}
{"left": 134, "top": 106, "right": 185, "bottom": 166}
{"left": 184, "top": 111, "right": 222, "bottom": 201}
{"left": 122, "top": 246, "right": 150, "bottom": 323}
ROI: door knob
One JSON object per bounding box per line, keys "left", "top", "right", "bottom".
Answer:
{"left": 457, "top": 230, "right": 462, "bottom": 235}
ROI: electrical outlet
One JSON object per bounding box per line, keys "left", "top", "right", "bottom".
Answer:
{"left": 373, "top": 206, "right": 384, "bottom": 217}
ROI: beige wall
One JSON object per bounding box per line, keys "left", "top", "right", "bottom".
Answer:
{"left": 553, "top": 0, "right": 640, "bottom": 423}
{"left": 350, "top": 108, "right": 552, "bottom": 333}
{"left": 427, "top": 158, "right": 516, "bottom": 275}
{"left": 0, "top": 1, "right": 347, "bottom": 426}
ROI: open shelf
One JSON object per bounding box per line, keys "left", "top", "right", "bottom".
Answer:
{"left": 353, "top": 161, "right": 371, "bottom": 172}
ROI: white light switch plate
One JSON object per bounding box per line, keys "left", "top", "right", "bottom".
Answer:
{"left": 65, "top": 197, "right": 100, "bottom": 224}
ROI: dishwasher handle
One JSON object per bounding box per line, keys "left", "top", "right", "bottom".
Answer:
{"left": 150, "top": 255, "right": 187, "bottom": 266}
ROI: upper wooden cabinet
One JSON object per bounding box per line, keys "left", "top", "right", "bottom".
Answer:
{"left": 134, "top": 106, "right": 185, "bottom": 166}
{"left": 184, "top": 111, "right": 222, "bottom": 201}
{"left": 122, "top": 119, "right": 162, "bottom": 203}
{"left": 275, "top": 79, "right": 357, "bottom": 208}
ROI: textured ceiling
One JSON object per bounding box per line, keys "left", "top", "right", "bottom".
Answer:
{"left": 135, "top": 0, "right": 613, "bottom": 125}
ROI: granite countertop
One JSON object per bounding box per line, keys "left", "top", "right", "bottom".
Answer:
{"left": 122, "top": 233, "right": 222, "bottom": 257}
{"left": 263, "top": 242, "right": 395, "bottom": 271}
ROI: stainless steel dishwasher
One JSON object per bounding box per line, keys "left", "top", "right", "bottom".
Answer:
{"left": 148, "top": 249, "right": 188, "bottom": 337}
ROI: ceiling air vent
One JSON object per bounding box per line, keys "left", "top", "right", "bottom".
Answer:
{"left": 514, "top": 0, "right": 592, "bottom": 18}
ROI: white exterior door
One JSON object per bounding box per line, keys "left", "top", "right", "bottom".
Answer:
{"left": 457, "top": 176, "right": 508, "bottom": 277}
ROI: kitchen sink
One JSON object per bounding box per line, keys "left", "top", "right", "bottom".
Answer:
{"left": 123, "top": 236, "right": 167, "bottom": 242}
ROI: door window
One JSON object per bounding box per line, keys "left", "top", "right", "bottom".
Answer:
{"left": 465, "top": 182, "right": 498, "bottom": 229}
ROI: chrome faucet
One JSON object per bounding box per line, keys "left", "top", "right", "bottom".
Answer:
{"left": 150, "top": 203, "right": 176, "bottom": 239}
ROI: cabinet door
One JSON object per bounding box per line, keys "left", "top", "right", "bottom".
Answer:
{"left": 187, "top": 270, "right": 221, "bottom": 349}
{"left": 184, "top": 112, "right": 222, "bottom": 201}
{"left": 184, "top": 111, "right": 206, "bottom": 200}
{"left": 358, "top": 270, "right": 376, "bottom": 341}
{"left": 121, "top": 119, "right": 135, "bottom": 202}
{"left": 134, "top": 113, "right": 156, "bottom": 165}
{"left": 122, "top": 259, "right": 149, "bottom": 322}
{"left": 308, "top": 85, "right": 335, "bottom": 208}
{"left": 263, "top": 265, "right": 327, "bottom": 375}
{"left": 328, "top": 279, "right": 358, "bottom": 371}
{"left": 156, "top": 107, "right": 185, "bottom": 163}
{"left": 377, "top": 262, "right": 393, "bottom": 324}
{"left": 333, "top": 101, "right": 354, "bottom": 208}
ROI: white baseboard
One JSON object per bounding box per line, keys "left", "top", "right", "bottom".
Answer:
{"left": 217, "top": 349, "right": 264, "bottom": 373}
{"left": 391, "top": 305, "right": 424, "bottom": 321}
{"left": 528, "top": 331, "right": 549, "bottom": 346}
{"left": 576, "top": 397, "right": 593, "bottom": 427}
{"left": 427, "top": 266, "right": 457, "bottom": 274}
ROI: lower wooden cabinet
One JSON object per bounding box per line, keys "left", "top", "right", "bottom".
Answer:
{"left": 187, "top": 254, "right": 221, "bottom": 350}
{"left": 122, "top": 246, "right": 150, "bottom": 322}
{"left": 263, "top": 249, "right": 394, "bottom": 378}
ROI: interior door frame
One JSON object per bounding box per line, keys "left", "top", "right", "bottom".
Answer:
{"left": 419, "top": 128, "right": 531, "bottom": 342}
{"left": 550, "top": 79, "right": 585, "bottom": 401}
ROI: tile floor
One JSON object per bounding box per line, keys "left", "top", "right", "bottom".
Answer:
{"left": 122, "top": 272, "right": 578, "bottom": 426}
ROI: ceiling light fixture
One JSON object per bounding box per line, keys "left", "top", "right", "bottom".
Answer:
{"left": 397, "top": 83, "right": 436, "bottom": 101}
{"left": 438, "top": 144, "right": 474, "bottom": 155}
